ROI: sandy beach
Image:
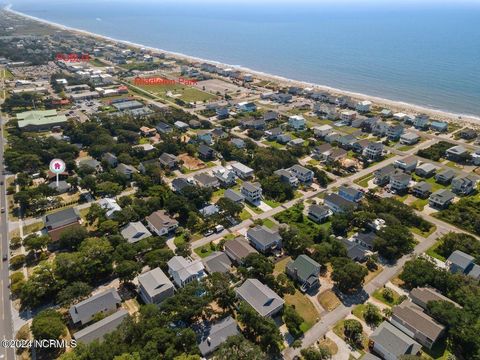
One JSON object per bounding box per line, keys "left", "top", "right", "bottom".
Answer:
{"left": 4, "top": 5, "right": 480, "bottom": 129}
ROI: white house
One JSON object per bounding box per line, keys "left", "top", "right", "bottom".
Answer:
{"left": 146, "top": 210, "right": 178, "bottom": 236}
{"left": 313, "top": 124, "right": 333, "bottom": 138}
{"left": 230, "top": 162, "right": 254, "bottom": 179}
{"left": 356, "top": 100, "right": 372, "bottom": 113}
{"left": 288, "top": 115, "right": 306, "bottom": 130}
{"left": 167, "top": 256, "right": 206, "bottom": 288}
{"left": 98, "top": 198, "right": 122, "bottom": 219}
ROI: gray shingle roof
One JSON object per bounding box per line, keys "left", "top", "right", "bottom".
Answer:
{"left": 120, "top": 222, "right": 152, "bottom": 243}
{"left": 224, "top": 189, "right": 244, "bottom": 202}
{"left": 202, "top": 252, "right": 232, "bottom": 274}
{"left": 197, "top": 316, "right": 239, "bottom": 356}
{"left": 247, "top": 226, "right": 281, "bottom": 247}
{"left": 69, "top": 288, "right": 121, "bottom": 325}
{"left": 370, "top": 321, "right": 421, "bottom": 357}
{"left": 44, "top": 207, "right": 80, "bottom": 229}
{"left": 74, "top": 309, "right": 128, "bottom": 344}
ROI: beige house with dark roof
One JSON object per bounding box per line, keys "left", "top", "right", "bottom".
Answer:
{"left": 146, "top": 210, "right": 178, "bottom": 236}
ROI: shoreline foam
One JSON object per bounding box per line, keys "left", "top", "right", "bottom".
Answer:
{"left": 3, "top": 5, "right": 480, "bottom": 127}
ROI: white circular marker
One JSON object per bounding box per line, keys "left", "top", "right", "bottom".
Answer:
{"left": 49, "top": 158, "right": 66, "bottom": 174}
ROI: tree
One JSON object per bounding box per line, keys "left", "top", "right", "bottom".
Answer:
{"left": 96, "top": 181, "right": 123, "bottom": 197}
{"left": 279, "top": 227, "right": 312, "bottom": 258}
{"left": 364, "top": 303, "right": 382, "bottom": 326}
{"left": 237, "top": 302, "right": 282, "bottom": 355}
{"left": 58, "top": 226, "right": 88, "bottom": 250}
{"left": 204, "top": 272, "right": 236, "bottom": 311}
{"left": 23, "top": 234, "right": 51, "bottom": 255}
{"left": 98, "top": 219, "right": 120, "bottom": 235}
{"left": 284, "top": 305, "right": 304, "bottom": 339}
{"left": 343, "top": 319, "right": 363, "bottom": 345}
{"left": 375, "top": 224, "right": 415, "bottom": 261}
{"left": 239, "top": 253, "right": 274, "bottom": 284}
{"left": 31, "top": 309, "right": 66, "bottom": 340}
{"left": 20, "top": 262, "right": 59, "bottom": 309}
{"left": 57, "top": 281, "right": 92, "bottom": 306}
{"left": 331, "top": 257, "right": 368, "bottom": 293}
{"left": 217, "top": 197, "right": 243, "bottom": 218}
{"left": 300, "top": 346, "right": 332, "bottom": 360}
{"left": 86, "top": 203, "right": 105, "bottom": 225}
{"left": 115, "top": 260, "right": 141, "bottom": 283}
{"left": 215, "top": 335, "right": 267, "bottom": 360}
{"left": 259, "top": 175, "right": 294, "bottom": 202}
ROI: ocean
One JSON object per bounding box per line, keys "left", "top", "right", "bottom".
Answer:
{"left": 7, "top": 0, "right": 480, "bottom": 117}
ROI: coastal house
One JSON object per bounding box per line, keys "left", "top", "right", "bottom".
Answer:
{"left": 98, "top": 198, "right": 122, "bottom": 219}
{"left": 323, "top": 193, "right": 357, "bottom": 213}
{"left": 159, "top": 153, "right": 178, "bottom": 169}
{"left": 394, "top": 156, "right": 418, "bottom": 173}
{"left": 286, "top": 255, "right": 321, "bottom": 292}
{"left": 241, "top": 182, "right": 262, "bottom": 204}
{"left": 237, "top": 101, "right": 257, "bottom": 112}
{"left": 412, "top": 182, "right": 433, "bottom": 199}
{"left": 374, "top": 164, "right": 396, "bottom": 185}
{"left": 197, "top": 316, "right": 239, "bottom": 357}
{"left": 230, "top": 162, "right": 254, "bottom": 179}
{"left": 121, "top": 221, "right": 152, "bottom": 244}
{"left": 435, "top": 169, "right": 456, "bottom": 185}
{"left": 459, "top": 128, "right": 477, "bottom": 140}
{"left": 236, "top": 279, "right": 284, "bottom": 317}
{"left": 224, "top": 236, "right": 258, "bottom": 265}
{"left": 146, "top": 210, "right": 178, "bottom": 236}
{"left": 167, "top": 256, "right": 206, "bottom": 288}
{"left": 389, "top": 172, "right": 411, "bottom": 193}
{"left": 415, "top": 163, "right": 437, "bottom": 178}
{"left": 247, "top": 226, "right": 282, "bottom": 254}
{"left": 446, "top": 145, "right": 470, "bottom": 162}
{"left": 356, "top": 100, "right": 372, "bottom": 113}
{"left": 116, "top": 163, "right": 138, "bottom": 179}
{"left": 340, "top": 110, "right": 357, "bottom": 123}
{"left": 313, "top": 124, "right": 333, "bottom": 138}
{"left": 363, "top": 142, "right": 384, "bottom": 160}
{"left": 288, "top": 164, "right": 314, "bottom": 183}
{"left": 307, "top": 204, "right": 332, "bottom": 223}
{"left": 69, "top": 288, "right": 121, "bottom": 326}
{"left": 446, "top": 250, "right": 480, "bottom": 280}
{"left": 311, "top": 143, "right": 333, "bottom": 160}
{"left": 338, "top": 134, "right": 357, "bottom": 149}
{"left": 213, "top": 167, "right": 237, "bottom": 187}
{"left": 400, "top": 132, "right": 420, "bottom": 145}
{"left": 338, "top": 186, "right": 363, "bottom": 203}
{"left": 155, "top": 121, "right": 173, "bottom": 134}
{"left": 223, "top": 189, "right": 245, "bottom": 203}
{"left": 194, "top": 173, "right": 220, "bottom": 189}
{"left": 102, "top": 152, "right": 118, "bottom": 168}
{"left": 73, "top": 309, "right": 128, "bottom": 345}
{"left": 137, "top": 267, "right": 175, "bottom": 305}
{"left": 202, "top": 252, "right": 232, "bottom": 274}
{"left": 288, "top": 115, "right": 306, "bottom": 130}
{"left": 413, "top": 114, "right": 430, "bottom": 130}
{"left": 274, "top": 169, "right": 299, "bottom": 187}
{"left": 410, "top": 287, "right": 461, "bottom": 310}
{"left": 451, "top": 174, "right": 477, "bottom": 195}
{"left": 428, "top": 189, "right": 455, "bottom": 209}
{"left": 387, "top": 124, "right": 404, "bottom": 140}
{"left": 198, "top": 144, "right": 216, "bottom": 161}
{"left": 390, "top": 301, "right": 446, "bottom": 349}
{"left": 370, "top": 322, "right": 421, "bottom": 360}
{"left": 430, "top": 121, "right": 448, "bottom": 133}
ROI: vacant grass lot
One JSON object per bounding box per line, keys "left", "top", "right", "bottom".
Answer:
{"left": 284, "top": 290, "right": 319, "bottom": 332}
{"left": 318, "top": 290, "right": 341, "bottom": 311}
{"left": 133, "top": 82, "right": 216, "bottom": 103}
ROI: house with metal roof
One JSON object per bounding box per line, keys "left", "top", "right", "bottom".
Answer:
{"left": 98, "top": 198, "right": 122, "bottom": 219}
{"left": 236, "top": 279, "right": 284, "bottom": 317}
{"left": 286, "top": 255, "right": 321, "bottom": 292}
{"left": 69, "top": 288, "right": 121, "bottom": 326}
{"left": 137, "top": 267, "right": 175, "bottom": 305}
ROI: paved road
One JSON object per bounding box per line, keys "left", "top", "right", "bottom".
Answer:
{"left": 0, "top": 116, "right": 15, "bottom": 360}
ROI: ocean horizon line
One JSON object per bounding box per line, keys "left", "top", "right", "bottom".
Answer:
{"left": 4, "top": 4, "right": 480, "bottom": 124}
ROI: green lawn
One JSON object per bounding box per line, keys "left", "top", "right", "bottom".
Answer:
{"left": 262, "top": 218, "right": 276, "bottom": 229}
{"left": 1, "top": 68, "right": 14, "bottom": 80}
{"left": 410, "top": 198, "right": 429, "bottom": 211}
{"left": 194, "top": 242, "right": 216, "bottom": 258}
{"left": 354, "top": 174, "right": 374, "bottom": 188}
{"left": 245, "top": 203, "right": 263, "bottom": 214}
{"left": 239, "top": 209, "right": 252, "bottom": 221}
{"left": 261, "top": 140, "right": 285, "bottom": 149}
{"left": 23, "top": 221, "right": 44, "bottom": 235}
{"left": 174, "top": 233, "right": 189, "bottom": 246}
{"left": 398, "top": 144, "right": 415, "bottom": 151}
{"left": 426, "top": 241, "right": 447, "bottom": 262}
{"left": 410, "top": 224, "right": 437, "bottom": 238}
{"left": 372, "top": 287, "right": 403, "bottom": 307}
{"left": 264, "top": 199, "right": 281, "bottom": 208}
{"left": 274, "top": 256, "right": 292, "bottom": 275}
{"left": 352, "top": 304, "right": 367, "bottom": 321}
{"left": 284, "top": 290, "right": 319, "bottom": 332}
{"left": 333, "top": 320, "right": 369, "bottom": 351}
